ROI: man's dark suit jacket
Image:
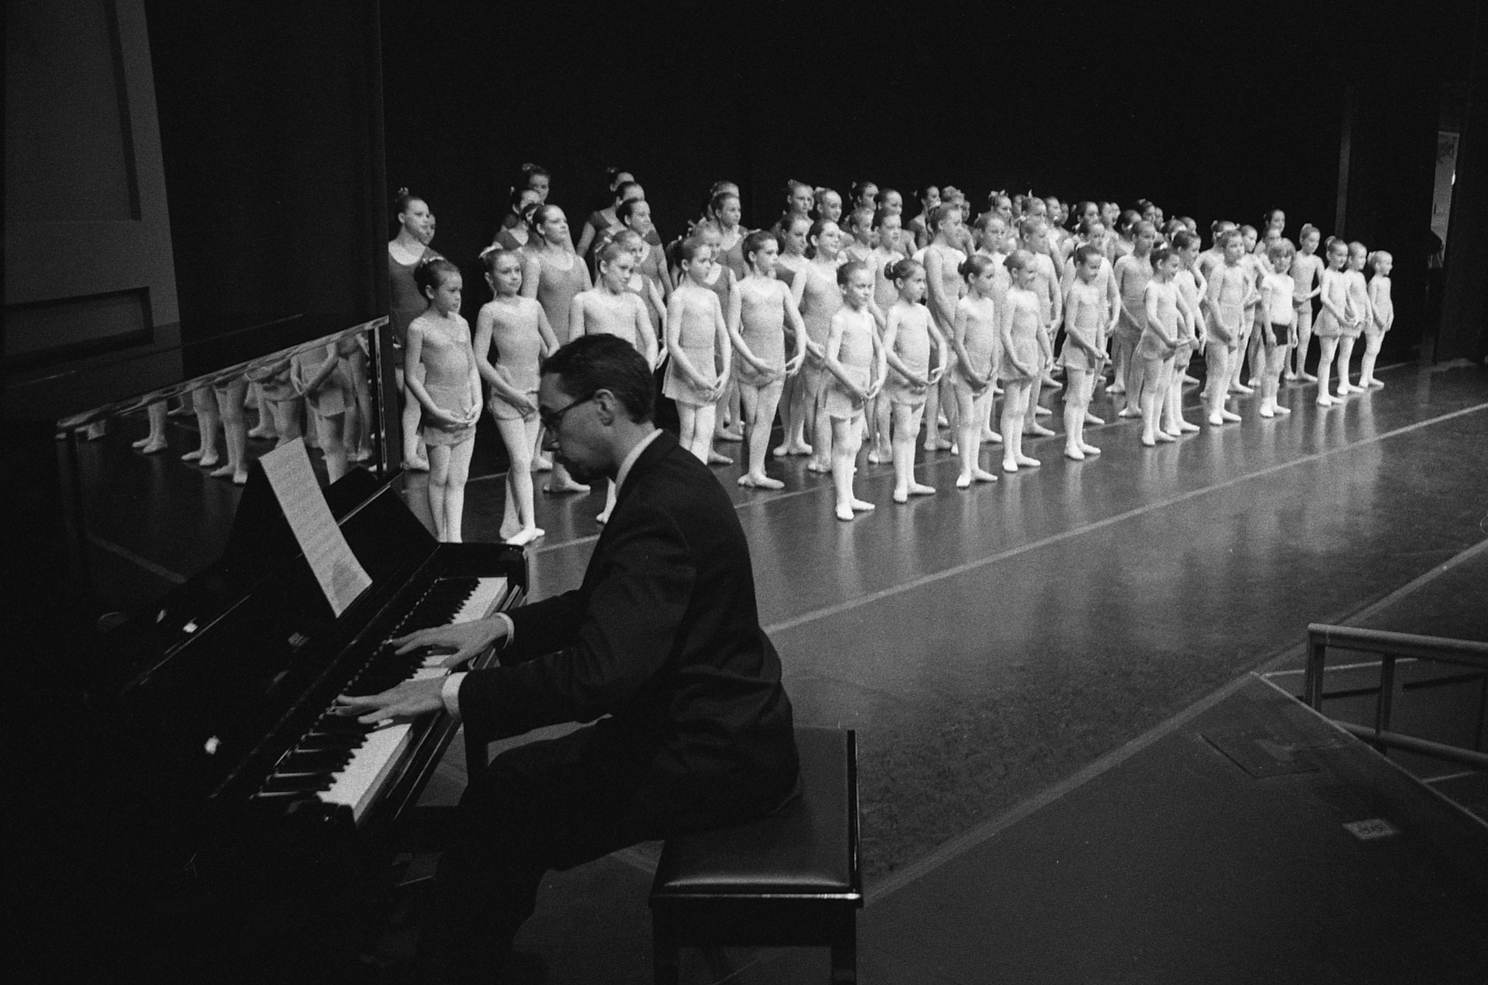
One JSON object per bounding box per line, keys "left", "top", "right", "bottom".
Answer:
{"left": 458, "top": 430, "right": 799, "bottom": 828}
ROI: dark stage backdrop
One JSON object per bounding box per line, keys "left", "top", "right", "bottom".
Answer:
{"left": 383, "top": 0, "right": 1467, "bottom": 361}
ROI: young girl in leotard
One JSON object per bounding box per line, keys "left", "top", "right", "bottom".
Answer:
{"left": 998, "top": 251, "right": 1047, "bottom": 473}
{"left": 1287, "top": 224, "right": 1324, "bottom": 381}
{"left": 665, "top": 238, "right": 732, "bottom": 465}
{"left": 1138, "top": 245, "right": 1188, "bottom": 446}
{"left": 882, "top": 258, "right": 945, "bottom": 501}
{"left": 1231, "top": 228, "right": 1268, "bottom": 396}
{"left": 689, "top": 222, "right": 745, "bottom": 453}
{"left": 1337, "top": 242, "right": 1373, "bottom": 398}
{"left": 1111, "top": 220, "right": 1156, "bottom": 416}
{"left": 876, "top": 188, "right": 905, "bottom": 242}
{"left": 474, "top": 247, "right": 557, "bottom": 546}
{"left": 1167, "top": 230, "right": 1207, "bottom": 436}
{"left": 521, "top": 204, "right": 592, "bottom": 492}
{"left": 907, "top": 186, "right": 941, "bottom": 251}
{"left": 492, "top": 187, "right": 543, "bottom": 253}
{"left": 617, "top": 198, "right": 673, "bottom": 304}
{"left": 612, "top": 228, "right": 668, "bottom": 345}
{"left": 1061, "top": 245, "right": 1111, "bottom": 459}
{"left": 850, "top": 181, "right": 879, "bottom": 215}
{"left": 576, "top": 178, "right": 642, "bottom": 259}
{"left": 1361, "top": 250, "right": 1393, "bottom": 388}
{"left": 1203, "top": 229, "right": 1252, "bottom": 424}
{"left": 950, "top": 254, "right": 1001, "bottom": 486}
{"left": 922, "top": 204, "right": 967, "bottom": 453}
{"left": 389, "top": 189, "right": 439, "bottom": 471}
{"left": 1312, "top": 237, "right": 1351, "bottom": 407}
{"left": 1257, "top": 239, "right": 1297, "bottom": 419}
{"left": 771, "top": 180, "right": 815, "bottom": 242}
{"left": 866, "top": 210, "right": 908, "bottom": 463}
{"left": 730, "top": 231, "right": 806, "bottom": 489}
{"left": 824, "top": 261, "right": 886, "bottom": 521}
{"left": 702, "top": 190, "right": 748, "bottom": 281}
{"left": 406, "top": 258, "right": 480, "bottom": 543}
{"left": 813, "top": 187, "right": 844, "bottom": 226}
{"left": 790, "top": 219, "right": 846, "bottom": 473}
{"left": 1021, "top": 217, "right": 1062, "bottom": 429}
{"left": 843, "top": 207, "right": 876, "bottom": 265}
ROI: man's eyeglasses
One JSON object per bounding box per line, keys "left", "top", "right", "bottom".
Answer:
{"left": 539, "top": 392, "right": 593, "bottom": 431}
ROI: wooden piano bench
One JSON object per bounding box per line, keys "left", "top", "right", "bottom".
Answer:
{"left": 648, "top": 727, "right": 862, "bottom": 985}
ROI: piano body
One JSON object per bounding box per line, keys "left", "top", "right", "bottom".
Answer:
{"left": 80, "top": 462, "right": 527, "bottom": 980}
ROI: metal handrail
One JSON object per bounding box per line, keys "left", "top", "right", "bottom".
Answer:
{"left": 1303, "top": 623, "right": 1488, "bottom": 764}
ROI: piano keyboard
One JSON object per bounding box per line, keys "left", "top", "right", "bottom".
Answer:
{"left": 254, "top": 575, "right": 511, "bottom": 822}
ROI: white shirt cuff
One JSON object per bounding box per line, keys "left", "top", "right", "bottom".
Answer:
{"left": 494, "top": 611, "right": 514, "bottom": 644}
{"left": 441, "top": 672, "right": 465, "bottom": 716}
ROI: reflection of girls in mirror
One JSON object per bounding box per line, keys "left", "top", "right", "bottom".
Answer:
{"left": 406, "top": 258, "right": 480, "bottom": 543}
{"left": 210, "top": 371, "right": 250, "bottom": 484}
{"left": 180, "top": 387, "right": 221, "bottom": 469}
{"left": 389, "top": 188, "right": 438, "bottom": 471}
{"left": 293, "top": 341, "right": 352, "bottom": 483}
{"left": 474, "top": 247, "right": 557, "bottom": 546}
{"left": 131, "top": 401, "right": 169, "bottom": 454}
{"left": 520, "top": 204, "right": 592, "bottom": 494}
{"left": 337, "top": 331, "right": 374, "bottom": 463}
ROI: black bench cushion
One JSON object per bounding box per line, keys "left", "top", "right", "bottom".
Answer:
{"left": 651, "top": 728, "right": 856, "bottom": 898}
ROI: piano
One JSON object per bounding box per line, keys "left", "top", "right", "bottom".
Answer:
{"left": 81, "top": 461, "right": 527, "bottom": 977}
{"left": 100, "top": 461, "right": 526, "bottom": 827}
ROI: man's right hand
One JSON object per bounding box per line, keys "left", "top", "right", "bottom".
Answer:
{"left": 392, "top": 616, "right": 507, "bottom": 668}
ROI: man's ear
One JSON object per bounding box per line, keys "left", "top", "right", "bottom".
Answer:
{"left": 591, "top": 388, "right": 618, "bottom": 425}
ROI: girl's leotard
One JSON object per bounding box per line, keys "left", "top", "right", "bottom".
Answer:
{"left": 662, "top": 294, "right": 720, "bottom": 406}
{"left": 720, "top": 233, "right": 747, "bottom": 281}
{"left": 486, "top": 301, "right": 544, "bottom": 421}
{"left": 533, "top": 250, "right": 588, "bottom": 346}
{"left": 1061, "top": 284, "right": 1104, "bottom": 372}
{"left": 1370, "top": 278, "right": 1393, "bottom": 332}
{"left": 884, "top": 306, "right": 933, "bottom": 407}
{"left": 735, "top": 282, "right": 787, "bottom": 386}
{"left": 999, "top": 289, "right": 1041, "bottom": 384}
{"left": 1138, "top": 280, "right": 1179, "bottom": 361}
{"left": 420, "top": 335, "right": 476, "bottom": 447}
{"left": 1343, "top": 271, "right": 1369, "bottom": 339}
{"left": 1314, "top": 269, "right": 1347, "bottom": 339}
{"left": 797, "top": 262, "right": 843, "bottom": 393}
{"left": 1173, "top": 269, "right": 1202, "bottom": 368}
{"left": 1114, "top": 255, "right": 1152, "bottom": 344}
{"left": 625, "top": 279, "right": 663, "bottom": 341}
{"left": 824, "top": 310, "right": 873, "bottom": 419}
{"left": 389, "top": 245, "right": 436, "bottom": 347}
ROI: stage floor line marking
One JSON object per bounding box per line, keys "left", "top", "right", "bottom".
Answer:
{"left": 765, "top": 400, "right": 1487, "bottom": 636}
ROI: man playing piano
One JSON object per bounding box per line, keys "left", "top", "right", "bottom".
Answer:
{"left": 336, "top": 333, "right": 799, "bottom": 983}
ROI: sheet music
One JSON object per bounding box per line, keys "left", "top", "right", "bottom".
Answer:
{"left": 258, "top": 438, "right": 372, "bottom": 616}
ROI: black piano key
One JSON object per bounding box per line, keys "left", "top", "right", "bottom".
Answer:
{"left": 297, "top": 732, "right": 367, "bottom": 751}
{"left": 277, "top": 749, "right": 353, "bottom": 773}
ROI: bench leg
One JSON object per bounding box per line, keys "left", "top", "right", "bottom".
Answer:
{"left": 652, "top": 919, "right": 680, "bottom": 985}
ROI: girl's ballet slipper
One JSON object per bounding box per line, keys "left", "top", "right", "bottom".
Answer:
{"left": 1220, "top": 409, "right": 1242, "bottom": 422}
{"left": 138, "top": 437, "right": 168, "bottom": 454}
{"left": 198, "top": 454, "right": 220, "bottom": 468}
{"left": 972, "top": 468, "right": 998, "bottom": 482}
{"left": 1177, "top": 421, "right": 1200, "bottom": 433}
{"left": 1084, "top": 412, "right": 1105, "bottom": 426}
{"left": 210, "top": 463, "right": 236, "bottom": 479}
{"left": 707, "top": 451, "right": 733, "bottom": 466}
{"left": 544, "top": 478, "right": 589, "bottom": 493}
{"left": 851, "top": 498, "right": 876, "bottom": 512}
{"left": 1065, "top": 446, "right": 1086, "bottom": 461}
{"left": 1025, "top": 423, "right": 1056, "bottom": 438}
{"left": 1141, "top": 434, "right": 1156, "bottom": 447}
{"left": 1273, "top": 404, "right": 1293, "bottom": 415}
{"left": 1015, "top": 455, "right": 1041, "bottom": 468}
{"left": 532, "top": 455, "right": 553, "bottom": 471}
{"left": 1155, "top": 431, "right": 1176, "bottom": 443}
{"left": 1033, "top": 405, "right": 1052, "bottom": 417}
{"left": 836, "top": 504, "right": 856, "bottom": 521}
{"left": 1079, "top": 443, "right": 1101, "bottom": 456}
{"left": 504, "top": 526, "right": 544, "bottom": 547}
{"left": 1001, "top": 461, "right": 1019, "bottom": 474}
{"left": 182, "top": 449, "right": 204, "bottom": 462}
{"left": 981, "top": 430, "right": 1002, "bottom": 443}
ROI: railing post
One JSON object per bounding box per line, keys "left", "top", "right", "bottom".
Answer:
{"left": 1375, "top": 655, "right": 1397, "bottom": 756}
{"left": 1304, "top": 625, "right": 1328, "bottom": 710}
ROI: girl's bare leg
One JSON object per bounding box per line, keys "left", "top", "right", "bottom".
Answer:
{"left": 442, "top": 438, "right": 475, "bottom": 543}
{"left": 183, "top": 388, "right": 221, "bottom": 466}
{"left": 1064, "top": 370, "right": 1087, "bottom": 459}
{"left": 956, "top": 386, "right": 995, "bottom": 486}
{"left": 923, "top": 380, "right": 947, "bottom": 451}
{"left": 427, "top": 444, "right": 451, "bottom": 540}
{"left": 247, "top": 386, "right": 276, "bottom": 440}
{"left": 497, "top": 416, "right": 542, "bottom": 544}
{"left": 693, "top": 403, "right": 718, "bottom": 463}
{"left": 401, "top": 385, "right": 428, "bottom": 470}
{"left": 212, "top": 380, "right": 250, "bottom": 483}
{"left": 316, "top": 412, "right": 348, "bottom": 482}
{"left": 135, "top": 401, "right": 169, "bottom": 453}
{"left": 1078, "top": 372, "right": 1103, "bottom": 453}
{"left": 1360, "top": 332, "right": 1384, "bottom": 387}
{"left": 270, "top": 398, "right": 303, "bottom": 447}
{"left": 1139, "top": 356, "right": 1169, "bottom": 446}
{"left": 1294, "top": 311, "right": 1317, "bottom": 381}
{"left": 808, "top": 385, "right": 832, "bottom": 473}
{"left": 831, "top": 416, "right": 872, "bottom": 520}
{"left": 1025, "top": 369, "right": 1054, "bottom": 436}
{"left": 1205, "top": 345, "right": 1233, "bottom": 423}
{"left": 1335, "top": 336, "right": 1358, "bottom": 395}
{"left": 740, "top": 381, "right": 786, "bottom": 489}
{"left": 347, "top": 348, "right": 373, "bottom": 460}
{"left": 1315, "top": 338, "right": 1339, "bottom": 406}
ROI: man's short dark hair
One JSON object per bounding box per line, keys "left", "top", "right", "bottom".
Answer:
{"left": 542, "top": 334, "right": 655, "bottom": 423}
